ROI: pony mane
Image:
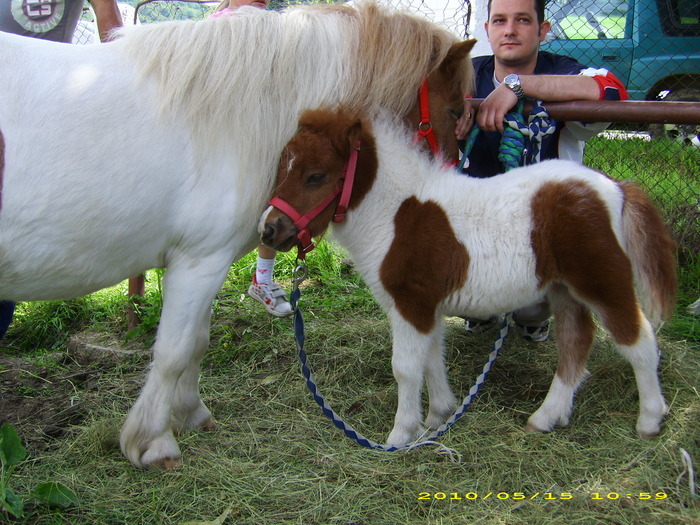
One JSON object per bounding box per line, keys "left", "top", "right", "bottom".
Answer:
{"left": 116, "top": 1, "right": 469, "bottom": 213}
{"left": 118, "top": 1, "right": 466, "bottom": 151}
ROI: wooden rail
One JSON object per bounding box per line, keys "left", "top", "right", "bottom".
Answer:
{"left": 468, "top": 99, "right": 700, "bottom": 125}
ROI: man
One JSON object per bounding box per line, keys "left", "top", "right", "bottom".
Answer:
{"left": 455, "top": 0, "right": 627, "bottom": 340}
{"left": 1, "top": 0, "right": 123, "bottom": 43}
{"left": 0, "top": 0, "right": 123, "bottom": 340}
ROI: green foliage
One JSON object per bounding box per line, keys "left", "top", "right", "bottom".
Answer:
{"left": 664, "top": 252, "right": 700, "bottom": 342}
{"left": 31, "top": 483, "right": 81, "bottom": 509}
{"left": 1, "top": 423, "right": 79, "bottom": 519}
{"left": 5, "top": 286, "right": 129, "bottom": 354}
{"left": 0, "top": 424, "right": 26, "bottom": 518}
{"left": 125, "top": 270, "right": 165, "bottom": 345}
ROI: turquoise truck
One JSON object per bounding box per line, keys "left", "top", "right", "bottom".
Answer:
{"left": 541, "top": 0, "right": 699, "bottom": 141}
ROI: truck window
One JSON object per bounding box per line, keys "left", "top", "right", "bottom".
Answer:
{"left": 546, "top": 0, "right": 629, "bottom": 40}
{"left": 658, "top": 0, "right": 700, "bottom": 36}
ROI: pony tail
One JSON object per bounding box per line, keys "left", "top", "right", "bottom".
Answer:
{"left": 619, "top": 181, "right": 677, "bottom": 324}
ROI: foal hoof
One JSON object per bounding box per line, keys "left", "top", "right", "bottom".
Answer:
{"left": 386, "top": 426, "right": 424, "bottom": 448}
{"left": 638, "top": 429, "right": 660, "bottom": 440}
{"left": 637, "top": 402, "right": 668, "bottom": 439}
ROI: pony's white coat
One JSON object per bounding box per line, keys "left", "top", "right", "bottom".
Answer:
{"left": 0, "top": 2, "right": 469, "bottom": 467}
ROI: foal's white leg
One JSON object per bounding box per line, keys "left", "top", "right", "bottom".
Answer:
{"left": 423, "top": 322, "right": 456, "bottom": 429}
{"left": 386, "top": 312, "right": 434, "bottom": 447}
{"left": 615, "top": 314, "right": 668, "bottom": 438}
{"left": 120, "top": 255, "right": 230, "bottom": 468}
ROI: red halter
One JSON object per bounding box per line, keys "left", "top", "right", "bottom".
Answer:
{"left": 414, "top": 77, "right": 458, "bottom": 167}
{"left": 415, "top": 77, "right": 441, "bottom": 157}
{"left": 269, "top": 141, "right": 360, "bottom": 259}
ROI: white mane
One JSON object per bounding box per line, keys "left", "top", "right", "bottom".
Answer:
{"left": 116, "top": 2, "right": 464, "bottom": 179}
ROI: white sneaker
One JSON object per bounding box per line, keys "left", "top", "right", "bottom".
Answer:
{"left": 248, "top": 279, "right": 293, "bottom": 317}
{"left": 464, "top": 316, "right": 498, "bottom": 334}
{"left": 515, "top": 320, "right": 550, "bottom": 342}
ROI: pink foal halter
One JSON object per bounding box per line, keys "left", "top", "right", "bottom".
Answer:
{"left": 269, "top": 141, "right": 360, "bottom": 259}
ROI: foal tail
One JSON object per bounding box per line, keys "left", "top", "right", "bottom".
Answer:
{"left": 619, "top": 181, "right": 677, "bottom": 325}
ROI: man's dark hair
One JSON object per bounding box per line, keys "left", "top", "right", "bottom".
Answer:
{"left": 487, "top": 0, "right": 546, "bottom": 25}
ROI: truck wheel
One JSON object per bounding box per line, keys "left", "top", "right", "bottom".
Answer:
{"left": 649, "top": 88, "right": 700, "bottom": 147}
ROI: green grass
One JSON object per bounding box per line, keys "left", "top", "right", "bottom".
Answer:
{"left": 552, "top": 15, "right": 627, "bottom": 40}
{"left": 1, "top": 240, "right": 698, "bottom": 524}
{"left": 585, "top": 136, "right": 699, "bottom": 208}
{"left": 1, "top": 136, "right": 698, "bottom": 523}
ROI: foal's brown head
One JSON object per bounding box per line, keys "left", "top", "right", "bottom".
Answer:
{"left": 261, "top": 109, "right": 377, "bottom": 254}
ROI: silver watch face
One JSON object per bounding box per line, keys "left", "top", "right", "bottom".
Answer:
{"left": 504, "top": 73, "right": 519, "bottom": 87}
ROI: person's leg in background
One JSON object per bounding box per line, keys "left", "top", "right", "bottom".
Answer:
{"left": 247, "top": 245, "right": 292, "bottom": 317}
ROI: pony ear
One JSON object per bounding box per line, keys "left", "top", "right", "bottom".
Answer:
{"left": 440, "top": 39, "right": 477, "bottom": 71}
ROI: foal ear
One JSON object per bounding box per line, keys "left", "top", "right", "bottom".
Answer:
{"left": 330, "top": 118, "right": 363, "bottom": 156}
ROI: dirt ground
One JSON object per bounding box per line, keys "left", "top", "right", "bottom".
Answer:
{"left": 0, "top": 332, "right": 149, "bottom": 454}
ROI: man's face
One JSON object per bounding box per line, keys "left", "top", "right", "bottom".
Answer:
{"left": 485, "top": 0, "right": 550, "bottom": 69}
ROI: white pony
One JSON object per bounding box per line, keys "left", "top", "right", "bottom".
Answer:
{"left": 0, "top": 2, "right": 475, "bottom": 468}
{"left": 261, "top": 109, "right": 678, "bottom": 447}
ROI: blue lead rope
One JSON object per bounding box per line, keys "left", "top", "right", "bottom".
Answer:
{"left": 290, "top": 266, "right": 512, "bottom": 451}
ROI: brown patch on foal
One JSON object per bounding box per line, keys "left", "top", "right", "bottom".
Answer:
{"left": 530, "top": 180, "right": 641, "bottom": 346}
{"left": 380, "top": 197, "right": 468, "bottom": 333}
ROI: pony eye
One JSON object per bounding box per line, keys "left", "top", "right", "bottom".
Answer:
{"left": 306, "top": 173, "right": 327, "bottom": 185}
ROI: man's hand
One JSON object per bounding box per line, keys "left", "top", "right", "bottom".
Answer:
{"left": 455, "top": 99, "right": 475, "bottom": 140}
{"left": 476, "top": 83, "right": 519, "bottom": 133}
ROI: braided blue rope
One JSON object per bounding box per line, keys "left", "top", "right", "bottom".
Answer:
{"left": 457, "top": 124, "right": 481, "bottom": 172}
{"left": 290, "top": 280, "right": 512, "bottom": 451}
{"left": 460, "top": 100, "right": 555, "bottom": 171}
{"left": 500, "top": 100, "right": 527, "bottom": 170}
{"left": 498, "top": 100, "right": 556, "bottom": 167}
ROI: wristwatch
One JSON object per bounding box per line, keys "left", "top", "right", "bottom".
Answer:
{"left": 504, "top": 73, "right": 526, "bottom": 99}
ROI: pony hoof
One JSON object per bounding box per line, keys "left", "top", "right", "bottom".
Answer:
{"left": 148, "top": 457, "right": 183, "bottom": 470}
{"left": 638, "top": 429, "right": 660, "bottom": 440}
{"left": 386, "top": 426, "right": 423, "bottom": 448}
{"left": 524, "top": 421, "right": 547, "bottom": 433}
{"left": 637, "top": 419, "right": 663, "bottom": 439}
{"left": 199, "top": 419, "right": 217, "bottom": 431}
{"left": 637, "top": 402, "right": 668, "bottom": 438}
{"left": 424, "top": 414, "right": 448, "bottom": 430}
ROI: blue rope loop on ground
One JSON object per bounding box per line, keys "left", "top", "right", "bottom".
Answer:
{"left": 291, "top": 286, "right": 512, "bottom": 451}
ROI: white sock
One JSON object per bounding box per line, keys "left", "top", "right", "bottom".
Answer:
{"left": 255, "top": 256, "right": 275, "bottom": 285}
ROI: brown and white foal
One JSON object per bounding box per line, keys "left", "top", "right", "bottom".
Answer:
{"left": 260, "top": 108, "right": 677, "bottom": 447}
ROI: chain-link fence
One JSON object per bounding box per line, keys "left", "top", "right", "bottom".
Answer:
{"left": 77, "top": 0, "right": 699, "bottom": 262}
